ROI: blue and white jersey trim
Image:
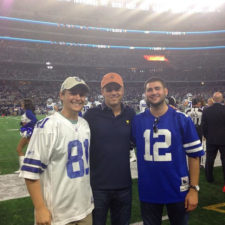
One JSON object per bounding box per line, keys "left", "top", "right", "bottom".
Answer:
{"left": 183, "top": 140, "right": 201, "bottom": 148}
{"left": 21, "top": 165, "right": 44, "bottom": 174}
{"left": 21, "top": 157, "right": 47, "bottom": 174}
{"left": 185, "top": 146, "right": 203, "bottom": 153}
{"left": 183, "top": 140, "right": 203, "bottom": 153}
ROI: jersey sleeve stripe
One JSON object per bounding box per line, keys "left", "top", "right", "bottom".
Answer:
{"left": 185, "top": 146, "right": 203, "bottom": 153}
{"left": 183, "top": 140, "right": 201, "bottom": 148}
{"left": 24, "top": 158, "right": 47, "bottom": 169}
{"left": 21, "top": 165, "right": 44, "bottom": 174}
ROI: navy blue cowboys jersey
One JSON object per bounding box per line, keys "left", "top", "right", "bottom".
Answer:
{"left": 132, "top": 107, "right": 204, "bottom": 203}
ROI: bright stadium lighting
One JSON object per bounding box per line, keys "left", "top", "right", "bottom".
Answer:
{"left": 111, "top": 1, "right": 122, "bottom": 8}
{"left": 74, "top": 0, "right": 98, "bottom": 6}
{"left": 70, "top": 0, "right": 225, "bottom": 12}
{"left": 144, "top": 55, "right": 168, "bottom": 62}
{"left": 151, "top": 0, "right": 225, "bottom": 13}
{"left": 100, "top": 0, "right": 110, "bottom": 6}
{"left": 138, "top": 1, "right": 150, "bottom": 11}
{"left": 126, "top": 2, "right": 136, "bottom": 10}
{"left": 47, "top": 65, "right": 53, "bottom": 70}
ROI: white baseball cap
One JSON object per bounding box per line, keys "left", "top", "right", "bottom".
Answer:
{"left": 61, "top": 76, "right": 89, "bottom": 91}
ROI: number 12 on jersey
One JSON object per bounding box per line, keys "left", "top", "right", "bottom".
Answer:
{"left": 143, "top": 129, "right": 172, "bottom": 162}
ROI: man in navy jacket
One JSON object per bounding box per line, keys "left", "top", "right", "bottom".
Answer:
{"left": 202, "top": 91, "right": 225, "bottom": 192}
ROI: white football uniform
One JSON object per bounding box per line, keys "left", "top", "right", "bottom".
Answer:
{"left": 21, "top": 113, "right": 31, "bottom": 124}
{"left": 83, "top": 101, "right": 92, "bottom": 112}
{"left": 57, "top": 101, "right": 63, "bottom": 111}
{"left": 139, "top": 99, "right": 147, "bottom": 113}
{"left": 186, "top": 107, "right": 203, "bottom": 126}
{"left": 93, "top": 100, "right": 101, "bottom": 107}
{"left": 46, "top": 102, "right": 57, "bottom": 115}
{"left": 81, "top": 101, "right": 92, "bottom": 116}
{"left": 19, "top": 112, "right": 94, "bottom": 225}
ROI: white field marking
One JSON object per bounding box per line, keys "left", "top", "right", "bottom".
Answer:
{"left": 7, "top": 129, "right": 18, "bottom": 131}
{"left": 0, "top": 174, "right": 29, "bottom": 201}
{"left": 0, "top": 117, "right": 20, "bottom": 120}
{"left": 0, "top": 174, "right": 170, "bottom": 225}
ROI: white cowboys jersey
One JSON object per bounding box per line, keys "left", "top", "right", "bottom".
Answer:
{"left": 93, "top": 100, "right": 101, "bottom": 107}
{"left": 81, "top": 101, "right": 92, "bottom": 116}
{"left": 19, "top": 112, "right": 94, "bottom": 225}
{"left": 21, "top": 113, "right": 31, "bottom": 124}
{"left": 46, "top": 102, "right": 57, "bottom": 115}
{"left": 139, "top": 99, "right": 147, "bottom": 113}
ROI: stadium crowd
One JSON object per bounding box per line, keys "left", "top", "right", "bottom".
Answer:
{"left": 0, "top": 78, "right": 224, "bottom": 117}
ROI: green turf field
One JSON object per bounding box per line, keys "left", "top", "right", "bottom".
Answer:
{"left": 0, "top": 116, "right": 225, "bottom": 225}
{"left": 0, "top": 115, "right": 45, "bottom": 174}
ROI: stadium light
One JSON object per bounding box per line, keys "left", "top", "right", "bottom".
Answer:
{"left": 70, "top": 0, "right": 225, "bottom": 13}
{"left": 138, "top": 1, "right": 150, "bottom": 11}
{"left": 144, "top": 55, "right": 168, "bottom": 62}
{"left": 151, "top": 0, "right": 225, "bottom": 13}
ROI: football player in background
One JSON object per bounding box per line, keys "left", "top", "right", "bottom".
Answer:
{"left": 93, "top": 95, "right": 103, "bottom": 107}
{"left": 186, "top": 93, "right": 193, "bottom": 109}
{"left": 15, "top": 99, "right": 37, "bottom": 173}
{"left": 186, "top": 98, "right": 203, "bottom": 141}
{"left": 46, "top": 98, "right": 58, "bottom": 115}
{"left": 139, "top": 93, "right": 147, "bottom": 113}
{"left": 20, "top": 76, "right": 94, "bottom": 225}
{"left": 166, "top": 96, "right": 177, "bottom": 109}
{"left": 180, "top": 93, "right": 193, "bottom": 113}
{"left": 186, "top": 98, "right": 204, "bottom": 167}
{"left": 57, "top": 99, "right": 63, "bottom": 111}
{"left": 82, "top": 97, "right": 93, "bottom": 115}
{"left": 132, "top": 77, "right": 204, "bottom": 225}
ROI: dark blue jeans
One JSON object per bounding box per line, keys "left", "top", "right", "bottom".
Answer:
{"left": 140, "top": 201, "right": 189, "bottom": 225}
{"left": 92, "top": 188, "right": 132, "bottom": 225}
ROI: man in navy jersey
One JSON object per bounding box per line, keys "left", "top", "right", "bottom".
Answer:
{"left": 132, "top": 77, "right": 204, "bottom": 225}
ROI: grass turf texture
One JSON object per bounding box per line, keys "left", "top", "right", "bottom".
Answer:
{"left": 0, "top": 116, "right": 225, "bottom": 225}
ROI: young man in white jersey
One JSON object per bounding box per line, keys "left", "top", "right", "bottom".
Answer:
{"left": 20, "top": 76, "right": 94, "bottom": 225}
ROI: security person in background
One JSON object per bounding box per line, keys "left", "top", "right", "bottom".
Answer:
{"left": 202, "top": 91, "right": 225, "bottom": 192}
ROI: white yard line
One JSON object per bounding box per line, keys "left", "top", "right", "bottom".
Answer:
{"left": 0, "top": 174, "right": 29, "bottom": 201}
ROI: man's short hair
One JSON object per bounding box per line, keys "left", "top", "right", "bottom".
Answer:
{"left": 144, "top": 77, "right": 167, "bottom": 90}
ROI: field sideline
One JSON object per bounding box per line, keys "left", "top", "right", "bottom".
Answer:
{"left": 0, "top": 116, "right": 224, "bottom": 225}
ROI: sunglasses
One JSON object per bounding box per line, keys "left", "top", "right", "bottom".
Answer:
{"left": 153, "top": 117, "right": 159, "bottom": 133}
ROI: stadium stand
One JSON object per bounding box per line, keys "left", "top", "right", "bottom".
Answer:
{"left": 0, "top": 0, "right": 225, "bottom": 114}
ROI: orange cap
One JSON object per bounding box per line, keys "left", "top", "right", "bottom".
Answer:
{"left": 101, "top": 72, "right": 124, "bottom": 88}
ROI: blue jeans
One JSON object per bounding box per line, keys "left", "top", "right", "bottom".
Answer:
{"left": 92, "top": 188, "right": 132, "bottom": 225}
{"left": 140, "top": 201, "right": 189, "bottom": 225}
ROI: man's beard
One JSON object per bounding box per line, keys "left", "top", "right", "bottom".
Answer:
{"left": 146, "top": 98, "right": 165, "bottom": 108}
